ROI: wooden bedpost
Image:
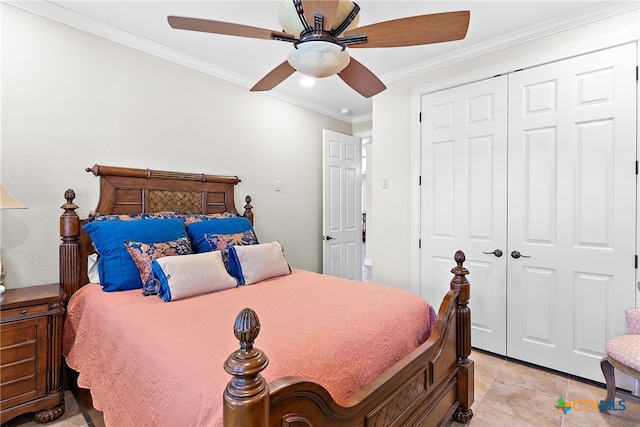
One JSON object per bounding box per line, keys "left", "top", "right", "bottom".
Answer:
{"left": 243, "top": 195, "right": 254, "bottom": 225}
{"left": 223, "top": 308, "right": 269, "bottom": 427}
{"left": 450, "top": 250, "right": 474, "bottom": 423}
{"left": 59, "top": 189, "right": 81, "bottom": 302}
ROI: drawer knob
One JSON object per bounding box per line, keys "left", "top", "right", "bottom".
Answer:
{"left": 21, "top": 309, "right": 27, "bottom": 315}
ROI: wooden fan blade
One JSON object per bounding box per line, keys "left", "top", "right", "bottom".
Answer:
{"left": 168, "top": 16, "right": 292, "bottom": 41}
{"left": 301, "top": 0, "right": 339, "bottom": 30}
{"left": 250, "top": 61, "right": 297, "bottom": 92}
{"left": 344, "top": 11, "right": 470, "bottom": 48}
{"left": 338, "top": 57, "right": 386, "bottom": 98}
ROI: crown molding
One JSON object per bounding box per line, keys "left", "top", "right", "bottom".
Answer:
{"left": 5, "top": 0, "right": 637, "bottom": 125}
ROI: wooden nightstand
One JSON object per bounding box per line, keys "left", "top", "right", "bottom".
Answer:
{"left": 0, "top": 284, "right": 66, "bottom": 424}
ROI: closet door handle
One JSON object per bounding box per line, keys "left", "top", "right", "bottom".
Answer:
{"left": 483, "top": 249, "right": 503, "bottom": 257}
{"left": 324, "top": 235, "right": 335, "bottom": 241}
{"left": 511, "top": 250, "right": 530, "bottom": 259}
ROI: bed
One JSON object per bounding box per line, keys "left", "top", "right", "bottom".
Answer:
{"left": 59, "top": 164, "right": 474, "bottom": 427}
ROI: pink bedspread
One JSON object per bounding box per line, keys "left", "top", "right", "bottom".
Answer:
{"left": 63, "top": 269, "right": 435, "bottom": 427}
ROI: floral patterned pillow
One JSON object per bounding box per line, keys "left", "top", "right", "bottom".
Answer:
{"left": 89, "top": 211, "right": 179, "bottom": 222}
{"left": 125, "top": 237, "right": 193, "bottom": 295}
{"left": 182, "top": 212, "right": 238, "bottom": 226}
{"left": 203, "top": 230, "right": 258, "bottom": 267}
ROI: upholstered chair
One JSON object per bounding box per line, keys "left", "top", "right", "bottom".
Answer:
{"left": 600, "top": 308, "right": 640, "bottom": 412}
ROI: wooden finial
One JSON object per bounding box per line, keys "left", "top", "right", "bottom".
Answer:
{"left": 233, "top": 307, "right": 261, "bottom": 351}
{"left": 223, "top": 308, "right": 269, "bottom": 426}
{"left": 243, "top": 195, "right": 254, "bottom": 225}
{"left": 450, "top": 250, "right": 470, "bottom": 296}
{"left": 85, "top": 165, "right": 100, "bottom": 176}
{"left": 60, "top": 189, "right": 79, "bottom": 239}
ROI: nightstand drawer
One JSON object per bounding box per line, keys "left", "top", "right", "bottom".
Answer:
{"left": 0, "top": 317, "right": 47, "bottom": 406}
{"left": 0, "top": 322, "right": 38, "bottom": 364}
{"left": 1, "top": 358, "right": 37, "bottom": 384}
{"left": 1, "top": 303, "right": 50, "bottom": 320}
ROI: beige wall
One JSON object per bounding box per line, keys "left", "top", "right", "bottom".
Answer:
{"left": 368, "top": 9, "right": 639, "bottom": 292}
{"left": 0, "top": 4, "right": 351, "bottom": 288}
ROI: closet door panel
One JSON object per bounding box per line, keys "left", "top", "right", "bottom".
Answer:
{"left": 421, "top": 76, "right": 508, "bottom": 355}
{"left": 507, "top": 43, "right": 637, "bottom": 383}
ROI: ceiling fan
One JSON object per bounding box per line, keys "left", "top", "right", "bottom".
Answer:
{"left": 168, "top": 0, "right": 470, "bottom": 98}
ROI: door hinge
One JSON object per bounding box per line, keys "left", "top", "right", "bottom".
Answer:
{"left": 636, "top": 65, "right": 638, "bottom": 82}
{"left": 635, "top": 255, "right": 638, "bottom": 268}
{"left": 418, "top": 239, "right": 422, "bottom": 249}
{"left": 419, "top": 175, "right": 422, "bottom": 185}
{"left": 419, "top": 112, "right": 422, "bottom": 123}
{"left": 636, "top": 160, "right": 638, "bottom": 175}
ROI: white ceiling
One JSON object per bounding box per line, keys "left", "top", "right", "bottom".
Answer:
{"left": 6, "top": 1, "right": 637, "bottom": 122}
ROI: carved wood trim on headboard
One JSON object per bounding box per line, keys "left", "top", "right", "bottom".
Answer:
{"left": 85, "top": 164, "right": 245, "bottom": 216}
{"left": 59, "top": 164, "right": 253, "bottom": 301}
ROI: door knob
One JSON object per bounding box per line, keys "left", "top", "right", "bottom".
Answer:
{"left": 324, "top": 235, "right": 335, "bottom": 241}
{"left": 510, "top": 250, "right": 530, "bottom": 259}
{"left": 483, "top": 249, "right": 503, "bottom": 257}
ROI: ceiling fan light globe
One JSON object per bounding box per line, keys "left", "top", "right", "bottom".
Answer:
{"left": 287, "top": 41, "right": 350, "bottom": 78}
{"left": 278, "top": 0, "right": 303, "bottom": 36}
{"left": 278, "top": 0, "right": 359, "bottom": 36}
{"left": 334, "top": 0, "right": 360, "bottom": 34}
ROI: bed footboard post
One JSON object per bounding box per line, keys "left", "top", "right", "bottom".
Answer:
{"left": 59, "top": 189, "right": 80, "bottom": 301}
{"left": 450, "top": 250, "right": 474, "bottom": 423}
{"left": 223, "top": 308, "right": 269, "bottom": 427}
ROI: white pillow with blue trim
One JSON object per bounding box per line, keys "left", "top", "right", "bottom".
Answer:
{"left": 228, "top": 240, "right": 291, "bottom": 285}
{"left": 153, "top": 251, "right": 237, "bottom": 301}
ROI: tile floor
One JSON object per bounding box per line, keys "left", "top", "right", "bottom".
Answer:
{"left": 444, "top": 350, "right": 639, "bottom": 427}
{"left": 4, "top": 349, "right": 638, "bottom": 427}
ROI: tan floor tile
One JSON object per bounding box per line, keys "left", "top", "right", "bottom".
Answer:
{"left": 471, "top": 350, "right": 506, "bottom": 403}
{"left": 493, "top": 360, "right": 569, "bottom": 398}
{"left": 4, "top": 413, "right": 88, "bottom": 427}
{"left": 564, "top": 378, "right": 640, "bottom": 425}
{"left": 478, "top": 380, "right": 564, "bottom": 426}
{"left": 63, "top": 392, "right": 81, "bottom": 417}
{"left": 85, "top": 407, "right": 105, "bottom": 427}
{"left": 470, "top": 397, "right": 554, "bottom": 427}
{"left": 566, "top": 378, "right": 607, "bottom": 402}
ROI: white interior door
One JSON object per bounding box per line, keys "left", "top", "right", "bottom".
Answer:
{"left": 420, "top": 44, "right": 637, "bottom": 385}
{"left": 420, "top": 76, "right": 508, "bottom": 355}
{"left": 323, "top": 129, "right": 362, "bottom": 279}
{"left": 507, "top": 44, "right": 637, "bottom": 384}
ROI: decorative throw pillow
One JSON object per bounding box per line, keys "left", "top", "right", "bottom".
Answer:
{"left": 125, "top": 237, "right": 193, "bottom": 295}
{"left": 153, "top": 251, "right": 238, "bottom": 302}
{"left": 88, "top": 211, "right": 179, "bottom": 222}
{"left": 227, "top": 240, "right": 291, "bottom": 285}
{"left": 186, "top": 216, "right": 258, "bottom": 253}
{"left": 203, "top": 230, "right": 258, "bottom": 267}
{"left": 82, "top": 217, "right": 188, "bottom": 292}
{"left": 182, "top": 212, "right": 238, "bottom": 225}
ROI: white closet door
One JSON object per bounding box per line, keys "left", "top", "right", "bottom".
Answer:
{"left": 507, "top": 44, "right": 637, "bottom": 382}
{"left": 420, "top": 76, "right": 508, "bottom": 355}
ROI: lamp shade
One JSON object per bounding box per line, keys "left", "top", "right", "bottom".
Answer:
{"left": 0, "top": 184, "right": 27, "bottom": 209}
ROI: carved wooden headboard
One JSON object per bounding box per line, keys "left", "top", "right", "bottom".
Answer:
{"left": 59, "top": 164, "right": 253, "bottom": 300}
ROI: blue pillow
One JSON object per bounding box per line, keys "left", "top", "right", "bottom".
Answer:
{"left": 186, "top": 216, "right": 257, "bottom": 253}
{"left": 83, "top": 218, "right": 188, "bottom": 292}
